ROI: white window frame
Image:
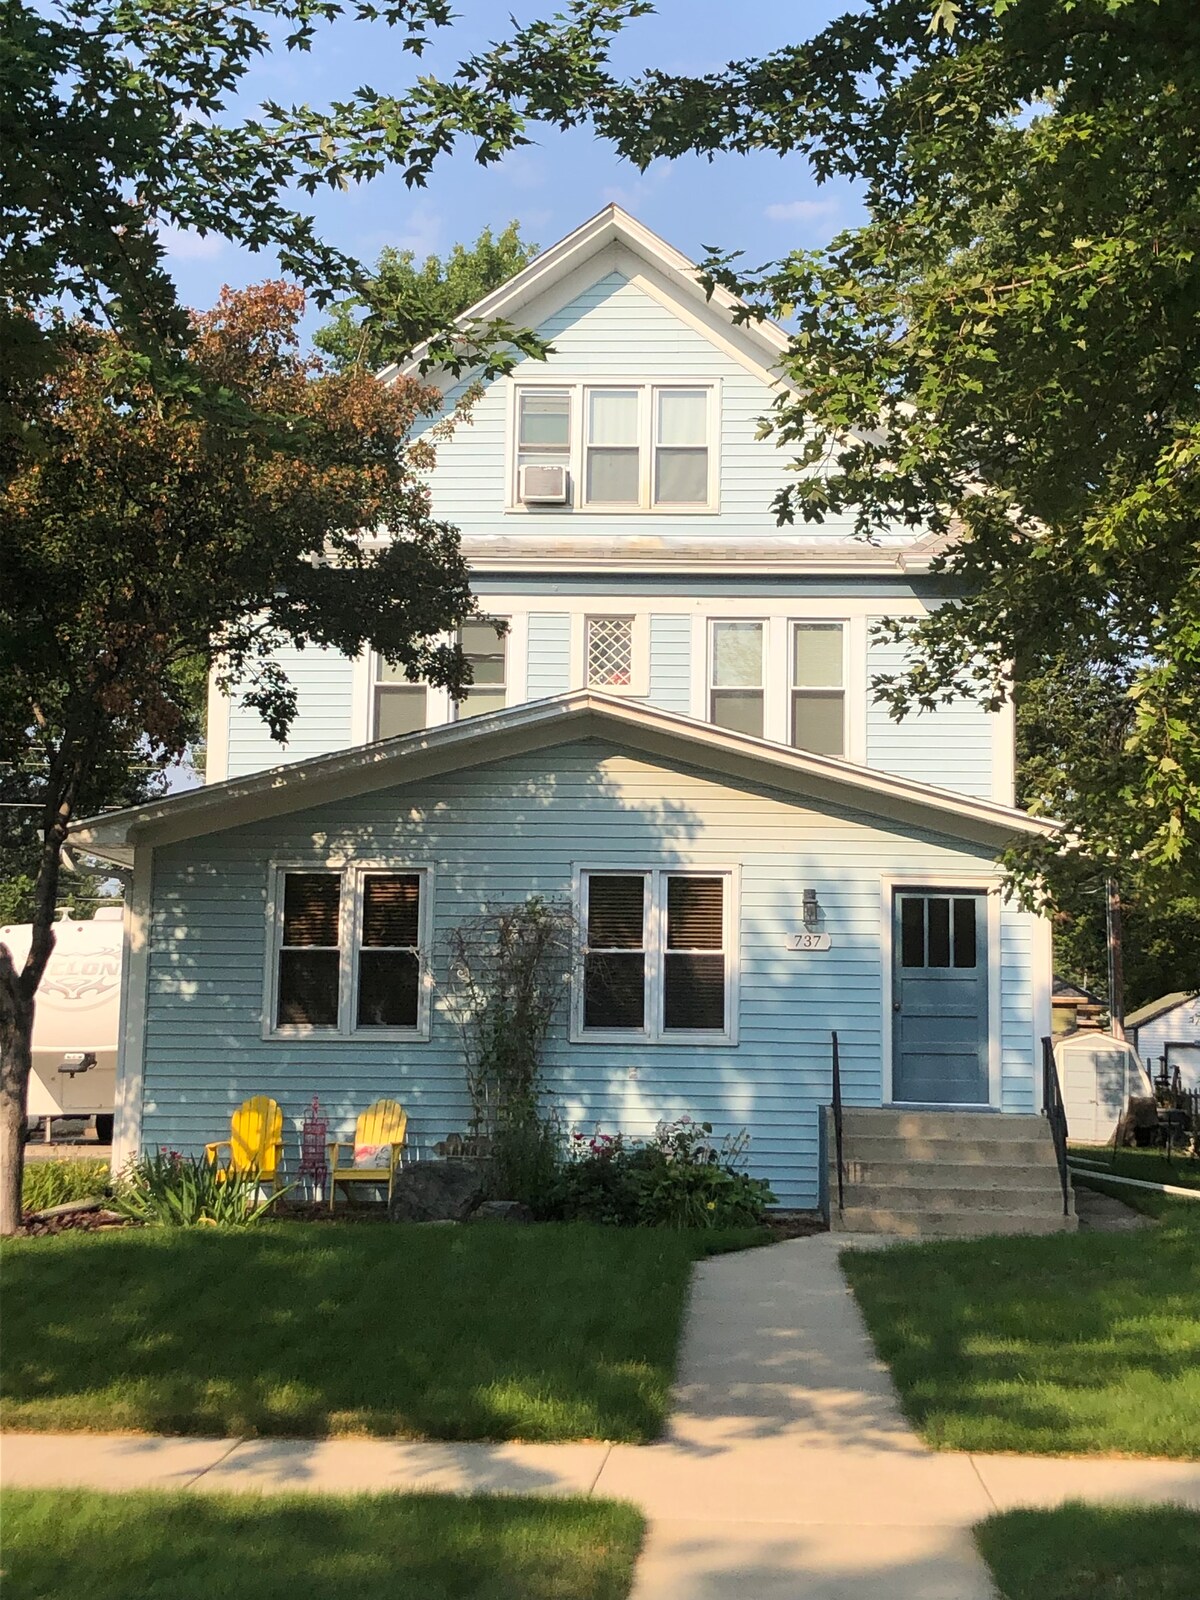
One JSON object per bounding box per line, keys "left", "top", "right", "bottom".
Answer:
{"left": 371, "top": 653, "right": 430, "bottom": 742}
{"left": 708, "top": 618, "right": 766, "bottom": 735}
{"left": 264, "top": 862, "right": 434, "bottom": 1042}
{"left": 570, "top": 865, "right": 739, "bottom": 1046}
{"left": 506, "top": 378, "right": 720, "bottom": 514}
{"left": 452, "top": 615, "right": 510, "bottom": 722}
{"left": 789, "top": 618, "right": 849, "bottom": 757}
{"left": 574, "top": 612, "right": 650, "bottom": 697}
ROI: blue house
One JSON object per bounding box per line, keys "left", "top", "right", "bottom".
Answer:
{"left": 75, "top": 207, "right": 1070, "bottom": 1229}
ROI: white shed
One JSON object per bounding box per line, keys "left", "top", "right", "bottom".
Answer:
{"left": 1055, "top": 1029, "right": 1153, "bottom": 1145}
{"left": 1127, "top": 992, "right": 1200, "bottom": 1089}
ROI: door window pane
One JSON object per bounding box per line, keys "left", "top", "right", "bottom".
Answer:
{"left": 927, "top": 898, "right": 951, "bottom": 967}
{"left": 900, "top": 897, "right": 925, "bottom": 968}
{"left": 518, "top": 389, "right": 570, "bottom": 447}
{"left": 953, "top": 898, "right": 978, "bottom": 968}
{"left": 791, "top": 692, "right": 845, "bottom": 755}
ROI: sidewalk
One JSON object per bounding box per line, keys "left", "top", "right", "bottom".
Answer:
{"left": 4, "top": 1233, "right": 1199, "bottom": 1598}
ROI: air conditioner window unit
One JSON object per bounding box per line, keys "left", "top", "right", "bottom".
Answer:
{"left": 519, "top": 463, "right": 569, "bottom": 504}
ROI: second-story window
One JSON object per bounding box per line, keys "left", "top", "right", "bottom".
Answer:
{"left": 513, "top": 382, "right": 715, "bottom": 511}
{"left": 710, "top": 621, "right": 764, "bottom": 737}
{"left": 454, "top": 620, "right": 507, "bottom": 719}
{"left": 791, "top": 622, "right": 846, "bottom": 756}
{"left": 586, "top": 615, "right": 635, "bottom": 690}
{"left": 374, "top": 657, "right": 427, "bottom": 740}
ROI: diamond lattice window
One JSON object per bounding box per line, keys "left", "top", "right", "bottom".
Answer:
{"left": 587, "top": 617, "right": 634, "bottom": 688}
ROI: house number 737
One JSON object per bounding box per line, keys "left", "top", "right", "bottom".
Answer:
{"left": 786, "top": 932, "right": 832, "bottom": 951}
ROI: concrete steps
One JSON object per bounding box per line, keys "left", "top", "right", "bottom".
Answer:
{"left": 828, "top": 1107, "right": 1076, "bottom": 1237}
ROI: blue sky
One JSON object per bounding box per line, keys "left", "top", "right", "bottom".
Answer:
{"left": 161, "top": 1, "right": 863, "bottom": 344}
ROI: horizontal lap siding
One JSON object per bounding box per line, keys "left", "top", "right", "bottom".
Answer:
{"left": 867, "top": 635, "right": 994, "bottom": 801}
{"left": 647, "top": 614, "right": 692, "bottom": 714}
{"left": 1000, "top": 916, "right": 1036, "bottom": 1112}
{"left": 526, "top": 614, "right": 571, "bottom": 697}
{"left": 142, "top": 744, "right": 1036, "bottom": 1208}
{"left": 226, "top": 644, "right": 355, "bottom": 780}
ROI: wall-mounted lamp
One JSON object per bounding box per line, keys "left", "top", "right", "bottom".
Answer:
{"left": 802, "top": 888, "right": 821, "bottom": 931}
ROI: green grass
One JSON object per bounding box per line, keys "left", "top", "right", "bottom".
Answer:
{"left": 841, "top": 1202, "right": 1200, "bottom": 1457}
{"left": 1, "top": 1489, "right": 644, "bottom": 1600}
{"left": 976, "top": 1503, "right": 1200, "bottom": 1600}
{"left": 0, "top": 1221, "right": 754, "bottom": 1442}
{"left": 1069, "top": 1142, "right": 1200, "bottom": 1190}
{"left": 22, "top": 1157, "right": 110, "bottom": 1213}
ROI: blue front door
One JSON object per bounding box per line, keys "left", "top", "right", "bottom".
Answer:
{"left": 893, "top": 891, "right": 989, "bottom": 1104}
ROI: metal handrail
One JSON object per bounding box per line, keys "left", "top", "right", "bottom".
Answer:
{"left": 1041, "top": 1034, "right": 1071, "bottom": 1217}
{"left": 831, "top": 1029, "right": 845, "bottom": 1213}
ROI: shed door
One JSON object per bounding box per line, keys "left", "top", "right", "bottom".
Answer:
{"left": 893, "top": 891, "right": 989, "bottom": 1105}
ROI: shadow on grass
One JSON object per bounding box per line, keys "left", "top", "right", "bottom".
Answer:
{"left": 3, "top": 1488, "right": 645, "bottom": 1600}
{"left": 0, "top": 1222, "right": 734, "bottom": 1443}
{"left": 841, "top": 1206, "right": 1200, "bottom": 1458}
{"left": 976, "top": 1501, "right": 1200, "bottom": 1600}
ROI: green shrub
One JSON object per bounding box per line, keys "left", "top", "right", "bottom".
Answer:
{"left": 560, "top": 1119, "right": 775, "bottom": 1230}
{"left": 22, "top": 1159, "right": 110, "bottom": 1214}
{"left": 112, "top": 1150, "right": 288, "bottom": 1227}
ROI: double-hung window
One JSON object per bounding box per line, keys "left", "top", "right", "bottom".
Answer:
{"left": 454, "top": 619, "right": 507, "bottom": 719}
{"left": 373, "top": 656, "right": 427, "bottom": 740}
{"left": 577, "top": 869, "right": 735, "bottom": 1041}
{"left": 269, "top": 866, "right": 430, "bottom": 1037}
{"left": 512, "top": 382, "right": 716, "bottom": 510}
{"left": 710, "top": 621, "right": 764, "bottom": 736}
{"left": 791, "top": 622, "right": 846, "bottom": 756}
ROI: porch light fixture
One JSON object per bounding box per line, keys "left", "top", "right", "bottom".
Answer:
{"left": 802, "top": 889, "right": 821, "bottom": 931}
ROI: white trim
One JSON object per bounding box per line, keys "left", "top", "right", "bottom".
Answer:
{"left": 111, "top": 850, "right": 153, "bottom": 1167}
{"left": 1031, "top": 907, "right": 1054, "bottom": 1083}
{"left": 879, "top": 872, "right": 1003, "bottom": 1110}
{"left": 204, "top": 672, "right": 230, "bottom": 785}
{"left": 572, "top": 612, "right": 650, "bottom": 698}
{"left": 570, "top": 864, "right": 740, "bottom": 1046}
{"left": 789, "top": 616, "right": 850, "bottom": 759}
{"left": 349, "top": 649, "right": 373, "bottom": 751}
{"left": 991, "top": 690, "right": 1017, "bottom": 807}
{"left": 263, "top": 862, "right": 434, "bottom": 1042}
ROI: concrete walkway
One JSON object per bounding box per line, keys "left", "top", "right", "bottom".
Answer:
{"left": 4, "top": 1233, "right": 1199, "bottom": 1598}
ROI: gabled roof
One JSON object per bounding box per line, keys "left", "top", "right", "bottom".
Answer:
{"left": 71, "top": 691, "right": 1057, "bottom": 868}
{"left": 1127, "top": 992, "right": 1199, "bottom": 1029}
{"left": 1052, "top": 977, "right": 1104, "bottom": 1004}
{"left": 381, "top": 203, "right": 792, "bottom": 386}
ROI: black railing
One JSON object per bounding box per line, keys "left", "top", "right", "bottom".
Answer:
{"left": 1041, "top": 1034, "right": 1071, "bottom": 1217}
{"left": 831, "top": 1029, "right": 845, "bottom": 1214}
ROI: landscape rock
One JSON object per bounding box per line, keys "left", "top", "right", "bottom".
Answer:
{"left": 388, "top": 1159, "right": 487, "bottom": 1224}
{"left": 472, "top": 1200, "right": 534, "bottom": 1224}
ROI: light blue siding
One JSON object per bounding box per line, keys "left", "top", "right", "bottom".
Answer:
{"left": 1001, "top": 915, "right": 1036, "bottom": 1112}
{"left": 1132, "top": 999, "right": 1200, "bottom": 1074}
{"left": 420, "top": 272, "right": 893, "bottom": 547}
{"left": 225, "top": 644, "right": 355, "bottom": 780}
{"left": 867, "top": 634, "right": 994, "bottom": 801}
{"left": 647, "top": 614, "right": 692, "bottom": 714}
{"left": 526, "top": 614, "right": 571, "bottom": 698}
{"left": 140, "top": 742, "right": 1039, "bottom": 1208}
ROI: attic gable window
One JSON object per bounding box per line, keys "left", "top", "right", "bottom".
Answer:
{"left": 575, "top": 868, "right": 737, "bottom": 1043}
{"left": 510, "top": 381, "right": 717, "bottom": 512}
{"left": 267, "top": 865, "right": 432, "bottom": 1039}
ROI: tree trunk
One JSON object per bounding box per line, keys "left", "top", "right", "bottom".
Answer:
{"left": 0, "top": 992, "right": 36, "bottom": 1236}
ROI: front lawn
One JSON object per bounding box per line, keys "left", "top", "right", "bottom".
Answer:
{"left": 0, "top": 1222, "right": 750, "bottom": 1442}
{"left": 2, "top": 1489, "right": 644, "bottom": 1600}
{"left": 976, "top": 1503, "right": 1200, "bottom": 1600}
{"left": 1070, "top": 1143, "right": 1200, "bottom": 1191}
{"left": 841, "top": 1202, "right": 1200, "bottom": 1457}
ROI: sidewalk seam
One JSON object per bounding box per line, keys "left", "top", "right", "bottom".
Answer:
{"left": 967, "top": 1455, "right": 999, "bottom": 1513}
{"left": 586, "top": 1443, "right": 613, "bottom": 1497}
{"left": 181, "top": 1438, "right": 245, "bottom": 1489}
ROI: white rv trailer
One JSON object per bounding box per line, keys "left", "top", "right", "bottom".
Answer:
{"left": 0, "top": 906, "right": 123, "bottom": 1142}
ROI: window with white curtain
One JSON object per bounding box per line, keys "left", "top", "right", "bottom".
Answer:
{"left": 791, "top": 622, "right": 846, "bottom": 756}
{"left": 512, "top": 382, "right": 716, "bottom": 510}
{"left": 709, "top": 620, "right": 765, "bottom": 736}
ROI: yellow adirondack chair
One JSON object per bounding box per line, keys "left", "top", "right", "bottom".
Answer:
{"left": 327, "top": 1099, "right": 408, "bottom": 1209}
{"left": 204, "top": 1096, "right": 285, "bottom": 1191}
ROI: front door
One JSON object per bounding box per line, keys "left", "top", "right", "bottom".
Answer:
{"left": 893, "top": 890, "right": 989, "bottom": 1105}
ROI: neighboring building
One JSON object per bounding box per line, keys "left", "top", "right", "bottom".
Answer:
{"left": 76, "top": 207, "right": 1062, "bottom": 1219}
{"left": 1051, "top": 976, "right": 1105, "bottom": 1038}
{"left": 1128, "top": 992, "right": 1200, "bottom": 1088}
